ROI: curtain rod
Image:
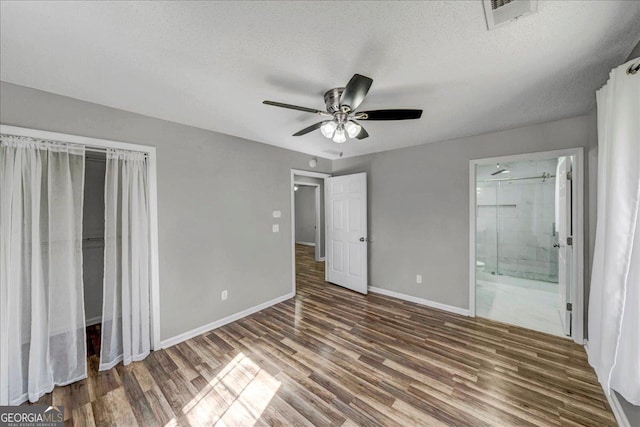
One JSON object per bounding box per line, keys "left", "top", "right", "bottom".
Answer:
{"left": 2, "top": 132, "right": 148, "bottom": 157}
{"left": 85, "top": 146, "right": 147, "bottom": 157}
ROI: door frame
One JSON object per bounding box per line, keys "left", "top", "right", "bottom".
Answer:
{"left": 293, "top": 181, "right": 322, "bottom": 261}
{"left": 291, "top": 169, "right": 331, "bottom": 295}
{"left": 0, "top": 124, "right": 162, "bottom": 351}
{"left": 468, "top": 147, "right": 584, "bottom": 344}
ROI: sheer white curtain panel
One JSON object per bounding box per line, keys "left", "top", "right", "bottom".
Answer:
{"left": 588, "top": 58, "right": 640, "bottom": 404}
{"left": 99, "top": 149, "right": 151, "bottom": 371}
{"left": 0, "top": 135, "right": 86, "bottom": 405}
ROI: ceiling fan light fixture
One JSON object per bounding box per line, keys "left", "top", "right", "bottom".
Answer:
{"left": 344, "top": 121, "right": 362, "bottom": 139}
{"left": 333, "top": 126, "right": 346, "bottom": 143}
{"left": 264, "top": 73, "right": 422, "bottom": 144}
{"left": 320, "top": 121, "right": 338, "bottom": 138}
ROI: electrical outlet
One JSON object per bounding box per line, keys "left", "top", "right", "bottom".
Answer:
{"left": 416, "top": 274, "right": 422, "bottom": 284}
{"left": 272, "top": 224, "right": 279, "bottom": 233}
{"left": 221, "top": 290, "right": 228, "bottom": 301}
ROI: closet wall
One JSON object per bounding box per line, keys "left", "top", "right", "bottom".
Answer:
{"left": 82, "top": 154, "right": 105, "bottom": 326}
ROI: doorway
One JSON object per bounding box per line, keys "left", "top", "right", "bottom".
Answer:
{"left": 469, "top": 149, "right": 584, "bottom": 343}
{"left": 291, "top": 169, "right": 330, "bottom": 294}
{"left": 294, "top": 182, "right": 322, "bottom": 261}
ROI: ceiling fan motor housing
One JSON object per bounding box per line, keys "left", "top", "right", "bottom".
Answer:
{"left": 324, "top": 88, "right": 344, "bottom": 114}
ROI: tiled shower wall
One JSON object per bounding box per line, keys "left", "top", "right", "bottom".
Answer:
{"left": 476, "top": 176, "right": 558, "bottom": 283}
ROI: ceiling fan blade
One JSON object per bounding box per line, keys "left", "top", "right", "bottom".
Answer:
{"left": 354, "top": 122, "right": 369, "bottom": 140}
{"left": 340, "top": 74, "right": 373, "bottom": 112}
{"left": 293, "top": 121, "right": 328, "bottom": 136}
{"left": 263, "top": 100, "right": 330, "bottom": 116}
{"left": 358, "top": 109, "right": 422, "bottom": 120}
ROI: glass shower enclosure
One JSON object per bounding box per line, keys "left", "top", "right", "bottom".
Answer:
{"left": 476, "top": 159, "right": 559, "bottom": 283}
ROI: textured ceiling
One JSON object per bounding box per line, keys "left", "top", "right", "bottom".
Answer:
{"left": 1, "top": 1, "right": 639, "bottom": 159}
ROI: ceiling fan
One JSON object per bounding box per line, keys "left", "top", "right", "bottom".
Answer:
{"left": 263, "top": 74, "right": 422, "bottom": 143}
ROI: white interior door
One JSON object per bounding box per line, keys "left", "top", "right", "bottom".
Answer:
{"left": 326, "top": 173, "right": 368, "bottom": 294}
{"left": 557, "top": 156, "right": 572, "bottom": 336}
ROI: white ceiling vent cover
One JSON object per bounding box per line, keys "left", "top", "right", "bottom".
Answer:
{"left": 483, "top": 0, "right": 538, "bottom": 30}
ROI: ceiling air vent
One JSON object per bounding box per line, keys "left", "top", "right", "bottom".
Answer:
{"left": 483, "top": 0, "right": 538, "bottom": 30}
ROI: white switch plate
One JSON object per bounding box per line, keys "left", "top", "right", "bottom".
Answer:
{"left": 416, "top": 274, "right": 422, "bottom": 284}
{"left": 272, "top": 224, "right": 279, "bottom": 233}
{"left": 272, "top": 210, "right": 281, "bottom": 218}
{"left": 221, "top": 290, "right": 228, "bottom": 301}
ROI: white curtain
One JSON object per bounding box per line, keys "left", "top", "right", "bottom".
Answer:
{"left": 588, "top": 58, "right": 640, "bottom": 404}
{"left": 0, "top": 135, "right": 86, "bottom": 405}
{"left": 99, "top": 149, "right": 150, "bottom": 371}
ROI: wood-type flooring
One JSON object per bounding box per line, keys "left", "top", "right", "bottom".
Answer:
{"left": 24, "top": 244, "right": 615, "bottom": 426}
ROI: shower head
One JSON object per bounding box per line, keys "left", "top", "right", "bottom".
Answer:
{"left": 491, "top": 163, "right": 510, "bottom": 175}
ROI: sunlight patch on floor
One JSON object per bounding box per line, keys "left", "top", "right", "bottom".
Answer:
{"left": 175, "top": 352, "right": 281, "bottom": 426}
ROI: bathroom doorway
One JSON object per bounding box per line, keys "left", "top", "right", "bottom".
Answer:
{"left": 469, "top": 149, "right": 584, "bottom": 342}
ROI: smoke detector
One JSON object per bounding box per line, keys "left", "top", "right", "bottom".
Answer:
{"left": 483, "top": 0, "right": 538, "bottom": 30}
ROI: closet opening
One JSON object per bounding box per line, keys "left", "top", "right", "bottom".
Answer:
{"left": 82, "top": 151, "right": 106, "bottom": 358}
{"left": 0, "top": 124, "right": 161, "bottom": 405}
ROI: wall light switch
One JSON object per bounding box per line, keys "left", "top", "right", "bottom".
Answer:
{"left": 272, "top": 224, "right": 279, "bottom": 233}
{"left": 272, "top": 210, "right": 281, "bottom": 218}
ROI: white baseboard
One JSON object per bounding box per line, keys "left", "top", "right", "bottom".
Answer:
{"left": 584, "top": 341, "right": 631, "bottom": 427}
{"left": 86, "top": 316, "right": 101, "bottom": 327}
{"left": 368, "top": 286, "right": 470, "bottom": 317}
{"left": 295, "top": 241, "right": 315, "bottom": 247}
{"left": 160, "top": 292, "right": 295, "bottom": 349}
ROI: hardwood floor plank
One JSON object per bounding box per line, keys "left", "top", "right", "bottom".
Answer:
{"left": 71, "top": 402, "right": 97, "bottom": 427}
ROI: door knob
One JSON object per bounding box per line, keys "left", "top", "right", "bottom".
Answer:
{"left": 359, "top": 237, "right": 368, "bottom": 242}
{"left": 553, "top": 243, "right": 561, "bottom": 248}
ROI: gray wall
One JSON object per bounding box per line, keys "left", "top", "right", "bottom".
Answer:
{"left": 0, "top": 81, "right": 331, "bottom": 341}
{"left": 294, "top": 175, "right": 325, "bottom": 258}
{"left": 616, "top": 390, "right": 640, "bottom": 427}
{"left": 627, "top": 39, "right": 640, "bottom": 61}
{"left": 294, "top": 186, "right": 316, "bottom": 244}
{"left": 332, "top": 115, "right": 595, "bottom": 312}
{"left": 82, "top": 155, "right": 106, "bottom": 325}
